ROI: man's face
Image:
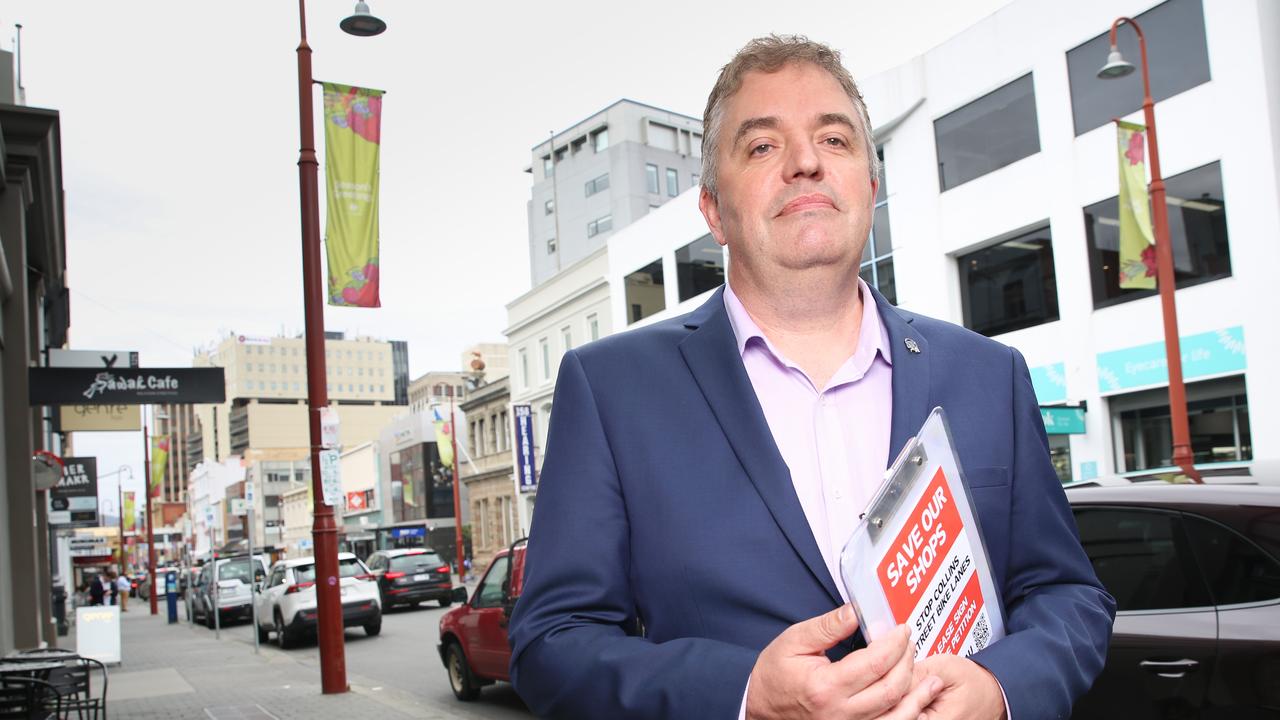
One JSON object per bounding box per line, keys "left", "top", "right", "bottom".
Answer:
{"left": 700, "top": 63, "right": 877, "bottom": 283}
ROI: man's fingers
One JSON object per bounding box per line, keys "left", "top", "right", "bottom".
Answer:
{"left": 825, "top": 624, "right": 911, "bottom": 694}
{"left": 875, "top": 674, "right": 944, "bottom": 720}
{"left": 778, "top": 604, "right": 861, "bottom": 655}
{"left": 839, "top": 628, "right": 916, "bottom": 716}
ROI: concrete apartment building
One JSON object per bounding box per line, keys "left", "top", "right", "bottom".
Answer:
{"left": 605, "top": 0, "right": 1280, "bottom": 482}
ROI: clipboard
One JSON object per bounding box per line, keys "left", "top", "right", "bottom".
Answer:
{"left": 839, "top": 406, "right": 1006, "bottom": 659}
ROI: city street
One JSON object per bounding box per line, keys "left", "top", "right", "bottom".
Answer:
{"left": 86, "top": 597, "right": 531, "bottom": 719}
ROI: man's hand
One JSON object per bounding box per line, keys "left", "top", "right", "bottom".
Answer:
{"left": 913, "top": 654, "right": 1007, "bottom": 720}
{"left": 746, "top": 605, "right": 943, "bottom": 720}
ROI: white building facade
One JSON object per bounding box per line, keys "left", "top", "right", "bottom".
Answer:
{"left": 604, "top": 0, "right": 1280, "bottom": 482}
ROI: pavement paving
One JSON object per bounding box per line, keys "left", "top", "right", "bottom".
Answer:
{"left": 61, "top": 586, "right": 532, "bottom": 720}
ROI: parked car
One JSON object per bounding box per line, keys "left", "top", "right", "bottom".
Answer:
{"left": 254, "top": 553, "right": 381, "bottom": 649}
{"left": 191, "top": 554, "right": 269, "bottom": 629}
{"left": 1066, "top": 482, "right": 1280, "bottom": 718}
{"left": 437, "top": 539, "right": 527, "bottom": 701}
{"left": 365, "top": 548, "right": 454, "bottom": 610}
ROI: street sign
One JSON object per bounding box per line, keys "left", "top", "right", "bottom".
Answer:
{"left": 320, "top": 406, "right": 340, "bottom": 449}
{"left": 513, "top": 404, "right": 538, "bottom": 493}
{"left": 49, "top": 457, "right": 99, "bottom": 526}
{"left": 319, "top": 449, "right": 342, "bottom": 505}
{"left": 59, "top": 404, "right": 141, "bottom": 432}
{"left": 245, "top": 481, "right": 255, "bottom": 503}
{"left": 29, "top": 367, "right": 227, "bottom": 406}
{"left": 68, "top": 536, "right": 110, "bottom": 557}
{"left": 229, "top": 498, "right": 249, "bottom": 517}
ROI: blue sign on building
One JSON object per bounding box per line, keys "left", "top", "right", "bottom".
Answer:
{"left": 1097, "top": 326, "right": 1246, "bottom": 394}
{"left": 391, "top": 526, "right": 425, "bottom": 539}
{"left": 1030, "top": 362, "right": 1068, "bottom": 404}
{"left": 514, "top": 404, "right": 538, "bottom": 493}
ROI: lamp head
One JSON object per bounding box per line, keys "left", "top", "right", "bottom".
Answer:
{"left": 340, "top": 1, "right": 386, "bottom": 37}
{"left": 1097, "top": 46, "right": 1135, "bottom": 79}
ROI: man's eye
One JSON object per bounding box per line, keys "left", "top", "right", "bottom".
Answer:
{"left": 824, "top": 137, "right": 847, "bottom": 147}
{"left": 750, "top": 143, "right": 773, "bottom": 156}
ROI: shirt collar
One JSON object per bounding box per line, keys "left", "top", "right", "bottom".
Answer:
{"left": 722, "top": 278, "right": 892, "bottom": 368}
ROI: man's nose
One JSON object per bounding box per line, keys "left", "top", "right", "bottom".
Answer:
{"left": 784, "top": 138, "right": 822, "bottom": 181}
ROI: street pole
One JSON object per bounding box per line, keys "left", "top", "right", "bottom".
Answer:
{"left": 117, "top": 482, "right": 125, "bottom": 571}
{"left": 145, "top": 408, "right": 159, "bottom": 614}
{"left": 1104, "top": 18, "right": 1201, "bottom": 482}
{"left": 450, "top": 394, "right": 464, "bottom": 580}
{"left": 297, "top": 0, "right": 347, "bottom": 693}
{"left": 248, "top": 496, "right": 259, "bottom": 654}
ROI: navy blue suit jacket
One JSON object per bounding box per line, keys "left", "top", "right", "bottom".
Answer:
{"left": 509, "top": 287, "right": 1115, "bottom": 719}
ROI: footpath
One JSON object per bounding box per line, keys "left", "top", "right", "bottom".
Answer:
{"left": 66, "top": 603, "right": 465, "bottom": 720}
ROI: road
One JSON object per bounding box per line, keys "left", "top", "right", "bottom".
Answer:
{"left": 194, "top": 598, "right": 532, "bottom": 719}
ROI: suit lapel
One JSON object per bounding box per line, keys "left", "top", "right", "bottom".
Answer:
{"left": 869, "top": 286, "right": 933, "bottom": 469}
{"left": 678, "top": 289, "right": 843, "bottom": 606}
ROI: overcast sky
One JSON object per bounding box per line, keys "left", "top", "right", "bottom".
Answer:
{"left": 3, "top": 0, "right": 1009, "bottom": 511}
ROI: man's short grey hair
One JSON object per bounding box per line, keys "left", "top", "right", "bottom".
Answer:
{"left": 700, "top": 35, "right": 880, "bottom": 197}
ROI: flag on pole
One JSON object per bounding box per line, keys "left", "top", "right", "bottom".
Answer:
{"left": 150, "top": 435, "right": 169, "bottom": 497}
{"left": 1116, "top": 120, "right": 1157, "bottom": 289}
{"left": 432, "top": 407, "right": 455, "bottom": 469}
{"left": 323, "top": 83, "right": 384, "bottom": 308}
{"left": 123, "top": 491, "right": 136, "bottom": 533}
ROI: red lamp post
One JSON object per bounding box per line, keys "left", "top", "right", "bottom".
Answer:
{"left": 1098, "top": 17, "right": 1201, "bottom": 482}
{"left": 295, "top": 0, "right": 385, "bottom": 694}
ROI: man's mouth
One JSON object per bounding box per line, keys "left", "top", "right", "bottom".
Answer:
{"left": 777, "top": 193, "right": 836, "bottom": 216}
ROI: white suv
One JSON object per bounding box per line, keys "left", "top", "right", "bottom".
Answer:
{"left": 254, "top": 553, "right": 382, "bottom": 648}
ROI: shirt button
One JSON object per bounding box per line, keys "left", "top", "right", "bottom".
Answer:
{"left": 821, "top": 395, "right": 833, "bottom": 408}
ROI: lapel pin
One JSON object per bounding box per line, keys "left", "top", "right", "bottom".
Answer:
{"left": 905, "top": 338, "right": 921, "bottom": 354}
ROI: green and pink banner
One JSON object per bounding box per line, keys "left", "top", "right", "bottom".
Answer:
{"left": 323, "top": 83, "right": 383, "bottom": 307}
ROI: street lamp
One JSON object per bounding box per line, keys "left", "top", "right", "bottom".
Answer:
{"left": 296, "top": 0, "right": 385, "bottom": 694}
{"left": 1097, "top": 18, "right": 1201, "bottom": 483}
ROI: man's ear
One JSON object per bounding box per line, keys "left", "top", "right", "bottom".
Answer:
{"left": 699, "top": 188, "right": 728, "bottom": 247}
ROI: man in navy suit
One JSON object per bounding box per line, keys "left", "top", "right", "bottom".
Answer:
{"left": 510, "top": 35, "right": 1114, "bottom": 720}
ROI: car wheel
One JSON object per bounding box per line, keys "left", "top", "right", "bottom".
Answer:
{"left": 438, "top": 598, "right": 452, "bottom": 608}
{"left": 446, "top": 642, "right": 481, "bottom": 701}
{"left": 364, "top": 619, "right": 381, "bottom": 636}
{"left": 205, "top": 605, "right": 216, "bottom": 630}
{"left": 275, "top": 610, "right": 294, "bottom": 650}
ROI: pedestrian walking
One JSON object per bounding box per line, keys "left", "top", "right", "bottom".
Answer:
{"left": 106, "top": 571, "right": 119, "bottom": 607}
{"left": 116, "top": 573, "right": 130, "bottom": 612}
{"left": 88, "top": 574, "right": 106, "bottom": 606}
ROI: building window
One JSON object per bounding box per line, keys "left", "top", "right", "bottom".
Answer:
{"left": 1084, "top": 161, "right": 1229, "bottom": 309}
{"left": 691, "top": 173, "right": 700, "bottom": 188}
{"left": 570, "top": 136, "right": 586, "bottom": 155}
{"left": 592, "top": 127, "right": 609, "bottom": 153}
{"left": 539, "top": 338, "right": 550, "bottom": 381}
{"left": 585, "top": 173, "right": 610, "bottom": 197}
{"left": 587, "top": 215, "right": 613, "bottom": 238}
{"left": 648, "top": 122, "right": 678, "bottom": 151}
{"left": 676, "top": 234, "right": 725, "bottom": 302}
{"left": 1048, "top": 435, "right": 1072, "bottom": 484}
{"left": 544, "top": 198, "right": 554, "bottom": 215}
{"left": 1066, "top": 0, "right": 1210, "bottom": 136}
{"left": 859, "top": 147, "right": 896, "bottom": 304}
{"left": 542, "top": 155, "right": 553, "bottom": 178}
{"left": 958, "top": 224, "right": 1059, "bottom": 337}
{"left": 625, "top": 260, "right": 666, "bottom": 325}
{"left": 646, "top": 164, "right": 660, "bottom": 194}
{"left": 934, "top": 73, "right": 1040, "bottom": 191}
{"left": 691, "top": 133, "right": 703, "bottom": 158}
{"left": 587, "top": 313, "right": 600, "bottom": 342}
{"left": 665, "top": 168, "right": 679, "bottom": 197}
{"left": 1113, "top": 377, "right": 1251, "bottom": 473}
{"left": 547, "top": 238, "right": 556, "bottom": 255}
{"left": 519, "top": 349, "right": 529, "bottom": 388}
{"left": 561, "top": 326, "right": 572, "bottom": 353}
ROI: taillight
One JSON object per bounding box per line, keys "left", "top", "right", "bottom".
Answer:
{"left": 285, "top": 582, "right": 315, "bottom": 595}
{"left": 436, "top": 566, "right": 449, "bottom": 574}
{"left": 385, "top": 571, "right": 405, "bottom": 580}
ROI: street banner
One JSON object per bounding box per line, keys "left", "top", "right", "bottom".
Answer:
{"left": 1116, "top": 120, "right": 1156, "bottom": 290}
{"left": 322, "top": 82, "right": 383, "bottom": 308}
{"left": 123, "top": 492, "right": 136, "bottom": 533}
{"left": 150, "top": 435, "right": 170, "bottom": 497}
{"left": 49, "top": 457, "right": 99, "bottom": 526}
{"left": 513, "top": 404, "right": 538, "bottom": 493}
{"left": 29, "top": 367, "right": 226, "bottom": 406}
{"left": 432, "top": 407, "right": 455, "bottom": 469}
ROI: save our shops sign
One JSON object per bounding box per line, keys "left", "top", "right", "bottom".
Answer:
{"left": 1096, "top": 326, "right": 1245, "bottom": 394}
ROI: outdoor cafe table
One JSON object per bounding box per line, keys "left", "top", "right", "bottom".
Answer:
{"left": 3, "top": 649, "right": 79, "bottom": 663}
{"left": 0, "top": 659, "right": 67, "bottom": 678}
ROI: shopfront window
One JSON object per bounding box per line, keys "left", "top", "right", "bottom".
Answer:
{"left": 625, "top": 260, "right": 666, "bottom": 324}
{"left": 1048, "top": 435, "right": 1072, "bottom": 484}
{"left": 958, "top": 224, "right": 1059, "bottom": 337}
{"left": 1112, "top": 377, "right": 1251, "bottom": 472}
{"left": 676, "top": 234, "right": 725, "bottom": 302}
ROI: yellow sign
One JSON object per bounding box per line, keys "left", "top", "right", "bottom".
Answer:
{"left": 59, "top": 404, "right": 141, "bottom": 432}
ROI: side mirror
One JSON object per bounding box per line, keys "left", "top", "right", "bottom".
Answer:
{"left": 502, "top": 597, "right": 517, "bottom": 619}
{"left": 451, "top": 586, "right": 469, "bottom": 604}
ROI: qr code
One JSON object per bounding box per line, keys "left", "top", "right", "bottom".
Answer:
{"left": 971, "top": 612, "right": 991, "bottom": 650}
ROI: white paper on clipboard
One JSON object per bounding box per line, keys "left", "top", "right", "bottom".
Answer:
{"left": 840, "top": 407, "right": 1006, "bottom": 660}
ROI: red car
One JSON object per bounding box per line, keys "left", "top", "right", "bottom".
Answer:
{"left": 437, "top": 539, "right": 527, "bottom": 701}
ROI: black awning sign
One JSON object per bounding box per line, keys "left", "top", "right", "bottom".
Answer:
{"left": 29, "top": 367, "right": 226, "bottom": 406}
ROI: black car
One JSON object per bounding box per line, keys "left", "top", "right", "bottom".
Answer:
{"left": 1066, "top": 481, "right": 1280, "bottom": 718}
{"left": 365, "top": 549, "right": 454, "bottom": 610}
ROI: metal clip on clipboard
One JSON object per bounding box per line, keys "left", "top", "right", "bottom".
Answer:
{"left": 840, "top": 407, "right": 1006, "bottom": 660}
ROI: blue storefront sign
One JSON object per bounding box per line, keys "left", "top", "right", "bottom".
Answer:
{"left": 1097, "top": 326, "right": 1246, "bottom": 394}
{"left": 1030, "top": 363, "right": 1068, "bottom": 404}
{"left": 514, "top": 404, "right": 538, "bottom": 493}
{"left": 391, "top": 526, "right": 425, "bottom": 539}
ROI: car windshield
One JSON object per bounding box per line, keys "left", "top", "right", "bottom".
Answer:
{"left": 218, "top": 559, "right": 256, "bottom": 584}
{"left": 390, "top": 553, "right": 443, "bottom": 572}
{"left": 294, "top": 558, "right": 365, "bottom": 583}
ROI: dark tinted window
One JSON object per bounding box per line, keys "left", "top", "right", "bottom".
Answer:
{"left": 625, "top": 260, "right": 665, "bottom": 325}
{"left": 294, "top": 558, "right": 366, "bottom": 583}
{"left": 390, "top": 553, "right": 444, "bottom": 571}
{"left": 1183, "top": 514, "right": 1280, "bottom": 605}
{"left": 1073, "top": 507, "right": 1211, "bottom": 611}
{"left": 1119, "top": 388, "right": 1251, "bottom": 472}
{"left": 958, "top": 225, "right": 1059, "bottom": 336}
{"left": 1066, "top": 0, "right": 1211, "bottom": 136}
{"left": 1084, "top": 161, "right": 1230, "bottom": 308}
{"left": 475, "top": 555, "right": 510, "bottom": 609}
{"left": 676, "top": 235, "right": 725, "bottom": 302}
{"left": 935, "top": 74, "right": 1040, "bottom": 190}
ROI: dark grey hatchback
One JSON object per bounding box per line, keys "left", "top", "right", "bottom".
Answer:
{"left": 1066, "top": 482, "right": 1280, "bottom": 719}
{"left": 365, "top": 548, "right": 454, "bottom": 610}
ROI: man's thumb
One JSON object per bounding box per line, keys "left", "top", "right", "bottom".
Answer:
{"left": 784, "top": 604, "right": 860, "bottom": 654}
